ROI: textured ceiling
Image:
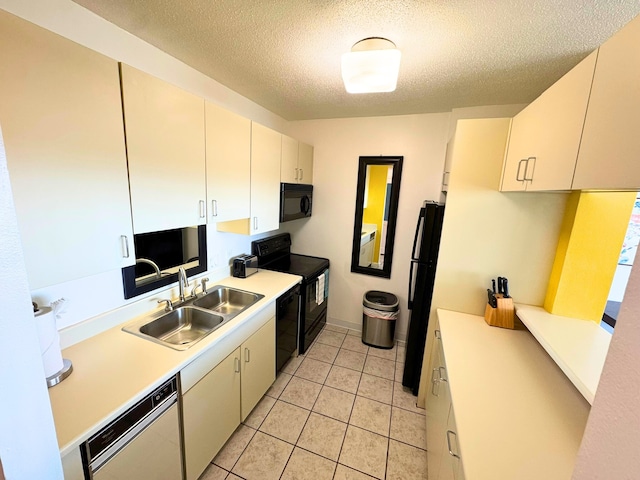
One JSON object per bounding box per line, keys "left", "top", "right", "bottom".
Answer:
{"left": 71, "top": 0, "right": 640, "bottom": 121}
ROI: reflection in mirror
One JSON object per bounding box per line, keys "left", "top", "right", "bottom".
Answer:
{"left": 351, "top": 156, "right": 403, "bottom": 278}
{"left": 122, "top": 225, "right": 207, "bottom": 299}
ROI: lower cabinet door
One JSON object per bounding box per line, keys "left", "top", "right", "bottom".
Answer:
{"left": 183, "top": 348, "right": 241, "bottom": 480}
{"left": 241, "top": 317, "right": 276, "bottom": 420}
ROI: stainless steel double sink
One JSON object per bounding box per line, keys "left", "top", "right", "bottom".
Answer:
{"left": 123, "top": 286, "right": 264, "bottom": 350}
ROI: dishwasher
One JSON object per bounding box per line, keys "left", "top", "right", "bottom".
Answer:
{"left": 81, "top": 376, "right": 183, "bottom": 479}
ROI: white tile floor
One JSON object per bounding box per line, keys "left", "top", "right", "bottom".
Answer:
{"left": 200, "top": 325, "right": 427, "bottom": 480}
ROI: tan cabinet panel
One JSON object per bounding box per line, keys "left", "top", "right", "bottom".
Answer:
{"left": 205, "top": 102, "right": 251, "bottom": 223}
{"left": 121, "top": 64, "right": 206, "bottom": 234}
{"left": 298, "top": 142, "right": 314, "bottom": 184}
{"left": 281, "top": 135, "right": 299, "bottom": 183}
{"left": 500, "top": 51, "right": 597, "bottom": 192}
{"left": 241, "top": 316, "right": 276, "bottom": 420}
{"left": 574, "top": 16, "right": 640, "bottom": 190}
{"left": 183, "top": 348, "right": 241, "bottom": 480}
{"left": 0, "top": 11, "right": 134, "bottom": 289}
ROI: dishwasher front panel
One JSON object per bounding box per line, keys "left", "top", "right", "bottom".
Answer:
{"left": 92, "top": 402, "right": 181, "bottom": 480}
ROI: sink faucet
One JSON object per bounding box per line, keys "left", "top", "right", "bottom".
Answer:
{"left": 178, "top": 267, "right": 189, "bottom": 302}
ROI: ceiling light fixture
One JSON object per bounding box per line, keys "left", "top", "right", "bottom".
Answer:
{"left": 341, "top": 37, "right": 401, "bottom": 94}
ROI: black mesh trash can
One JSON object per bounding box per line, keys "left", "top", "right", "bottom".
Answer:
{"left": 362, "top": 291, "right": 399, "bottom": 349}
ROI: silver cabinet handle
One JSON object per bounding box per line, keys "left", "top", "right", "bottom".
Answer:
{"left": 211, "top": 200, "right": 218, "bottom": 217}
{"left": 431, "top": 368, "right": 440, "bottom": 396}
{"left": 294, "top": 168, "right": 299, "bottom": 181}
{"left": 253, "top": 217, "right": 258, "bottom": 231}
{"left": 245, "top": 347, "right": 250, "bottom": 362}
{"left": 524, "top": 156, "right": 536, "bottom": 182}
{"left": 439, "top": 366, "right": 448, "bottom": 383}
{"left": 121, "top": 235, "right": 130, "bottom": 258}
{"left": 435, "top": 329, "right": 441, "bottom": 340}
{"left": 199, "top": 200, "right": 205, "bottom": 218}
{"left": 234, "top": 357, "right": 241, "bottom": 373}
{"left": 446, "top": 430, "right": 460, "bottom": 458}
{"left": 299, "top": 168, "right": 303, "bottom": 181}
{"left": 516, "top": 158, "right": 527, "bottom": 182}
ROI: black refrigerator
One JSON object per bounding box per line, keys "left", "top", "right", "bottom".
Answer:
{"left": 402, "top": 201, "right": 445, "bottom": 395}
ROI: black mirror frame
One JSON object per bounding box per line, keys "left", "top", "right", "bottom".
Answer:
{"left": 351, "top": 156, "right": 403, "bottom": 278}
{"left": 121, "top": 225, "right": 208, "bottom": 299}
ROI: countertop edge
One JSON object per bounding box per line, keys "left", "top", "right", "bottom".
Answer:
{"left": 515, "top": 304, "right": 611, "bottom": 404}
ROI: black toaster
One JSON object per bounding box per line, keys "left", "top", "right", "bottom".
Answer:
{"left": 232, "top": 254, "right": 258, "bottom": 278}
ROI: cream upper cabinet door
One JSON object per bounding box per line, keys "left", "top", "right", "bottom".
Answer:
{"left": 205, "top": 102, "right": 250, "bottom": 223}
{"left": 121, "top": 64, "right": 206, "bottom": 234}
{"left": 0, "top": 11, "right": 134, "bottom": 289}
{"left": 500, "top": 51, "right": 597, "bottom": 192}
{"left": 573, "top": 16, "right": 640, "bottom": 190}
{"left": 250, "top": 123, "right": 281, "bottom": 235}
{"left": 281, "top": 135, "right": 299, "bottom": 183}
{"left": 500, "top": 119, "right": 528, "bottom": 192}
{"left": 298, "top": 142, "right": 314, "bottom": 184}
{"left": 241, "top": 316, "right": 276, "bottom": 420}
{"left": 183, "top": 348, "right": 241, "bottom": 480}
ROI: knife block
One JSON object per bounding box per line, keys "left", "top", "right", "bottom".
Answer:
{"left": 484, "top": 295, "right": 515, "bottom": 329}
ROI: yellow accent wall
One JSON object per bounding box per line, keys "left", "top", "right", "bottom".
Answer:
{"left": 363, "top": 165, "right": 389, "bottom": 261}
{"left": 544, "top": 191, "right": 636, "bottom": 321}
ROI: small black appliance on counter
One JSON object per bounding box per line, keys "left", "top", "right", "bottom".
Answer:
{"left": 232, "top": 254, "right": 258, "bottom": 278}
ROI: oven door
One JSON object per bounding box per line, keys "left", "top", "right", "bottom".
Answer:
{"left": 280, "top": 183, "right": 312, "bottom": 222}
{"left": 301, "top": 276, "right": 327, "bottom": 354}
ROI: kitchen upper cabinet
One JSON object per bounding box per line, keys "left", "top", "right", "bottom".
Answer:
{"left": 217, "top": 122, "right": 281, "bottom": 235}
{"left": 298, "top": 142, "right": 314, "bottom": 184}
{"left": 249, "top": 123, "right": 282, "bottom": 234}
{"left": 241, "top": 316, "right": 276, "bottom": 420}
{"left": 500, "top": 51, "right": 597, "bottom": 192}
{"left": 0, "top": 11, "right": 134, "bottom": 289}
{"left": 573, "top": 16, "right": 640, "bottom": 190}
{"left": 120, "top": 64, "right": 206, "bottom": 234}
{"left": 182, "top": 348, "right": 241, "bottom": 480}
{"left": 205, "top": 102, "right": 251, "bottom": 223}
{"left": 281, "top": 135, "right": 314, "bottom": 184}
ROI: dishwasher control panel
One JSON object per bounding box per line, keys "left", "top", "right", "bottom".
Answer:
{"left": 82, "top": 375, "right": 178, "bottom": 471}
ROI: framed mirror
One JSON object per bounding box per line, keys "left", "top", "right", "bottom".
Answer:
{"left": 122, "top": 225, "right": 207, "bottom": 299}
{"left": 351, "top": 156, "right": 403, "bottom": 278}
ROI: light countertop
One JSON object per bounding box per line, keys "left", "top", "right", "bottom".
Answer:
{"left": 515, "top": 304, "right": 611, "bottom": 404}
{"left": 437, "top": 309, "right": 591, "bottom": 480}
{"left": 49, "top": 270, "right": 301, "bottom": 456}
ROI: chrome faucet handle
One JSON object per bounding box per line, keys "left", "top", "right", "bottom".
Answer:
{"left": 201, "top": 277, "right": 209, "bottom": 294}
{"left": 178, "top": 267, "right": 189, "bottom": 301}
{"left": 190, "top": 283, "right": 202, "bottom": 298}
{"left": 158, "top": 299, "right": 174, "bottom": 312}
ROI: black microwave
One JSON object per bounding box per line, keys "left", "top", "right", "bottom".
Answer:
{"left": 280, "top": 183, "right": 313, "bottom": 222}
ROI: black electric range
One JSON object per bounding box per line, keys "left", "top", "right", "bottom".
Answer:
{"left": 252, "top": 233, "right": 329, "bottom": 355}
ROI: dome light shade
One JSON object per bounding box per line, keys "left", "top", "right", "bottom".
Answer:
{"left": 341, "top": 38, "right": 401, "bottom": 94}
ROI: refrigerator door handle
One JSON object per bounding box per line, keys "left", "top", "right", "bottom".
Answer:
{"left": 408, "top": 259, "right": 418, "bottom": 309}
{"left": 411, "top": 208, "right": 425, "bottom": 261}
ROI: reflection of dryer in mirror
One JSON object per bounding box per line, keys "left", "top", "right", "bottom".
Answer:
{"left": 359, "top": 224, "right": 377, "bottom": 267}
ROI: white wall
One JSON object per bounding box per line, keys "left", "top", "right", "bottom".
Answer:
{"left": 0, "top": 128, "right": 63, "bottom": 479}
{"left": 286, "top": 113, "right": 450, "bottom": 338}
{"left": 572, "top": 245, "right": 640, "bottom": 479}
